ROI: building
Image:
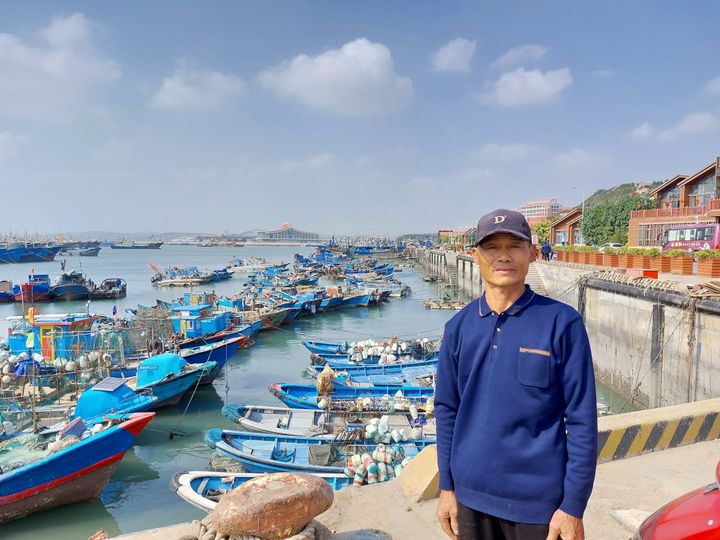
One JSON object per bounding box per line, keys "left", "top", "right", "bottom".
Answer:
{"left": 549, "top": 208, "right": 583, "bottom": 245}
{"left": 628, "top": 157, "right": 720, "bottom": 246}
{"left": 255, "top": 223, "right": 320, "bottom": 242}
{"left": 438, "top": 227, "right": 473, "bottom": 245}
{"left": 516, "top": 198, "right": 561, "bottom": 226}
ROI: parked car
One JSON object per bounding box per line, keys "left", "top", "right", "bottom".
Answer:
{"left": 633, "top": 460, "right": 720, "bottom": 539}
{"left": 599, "top": 242, "right": 623, "bottom": 253}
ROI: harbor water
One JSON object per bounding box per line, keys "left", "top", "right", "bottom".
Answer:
{"left": 0, "top": 246, "right": 629, "bottom": 539}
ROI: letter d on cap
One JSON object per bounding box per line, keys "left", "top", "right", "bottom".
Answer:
{"left": 494, "top": 215, "right": 506, "bottom": 224}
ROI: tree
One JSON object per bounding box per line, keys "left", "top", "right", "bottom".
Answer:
{"left": 532, "top": 217, "right": 554, "bottom": 244}
{"left": 581, "top": 195, "right": 655, "bottom": 245}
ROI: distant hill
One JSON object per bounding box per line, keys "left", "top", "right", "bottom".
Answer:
{"left": 582, "top": 181, "right": 663, "bottom": 209}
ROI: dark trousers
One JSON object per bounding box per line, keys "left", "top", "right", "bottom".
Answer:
{"left": 457, "top": 502, "right": 549, "bottom": 540}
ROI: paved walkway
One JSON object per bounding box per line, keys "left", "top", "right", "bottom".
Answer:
{"left": 113, "top": 440, "right": 720, "bottom": 540}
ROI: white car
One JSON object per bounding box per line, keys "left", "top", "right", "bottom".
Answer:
{"left": 599, "top": 242, "right": 623, "bottom": 253}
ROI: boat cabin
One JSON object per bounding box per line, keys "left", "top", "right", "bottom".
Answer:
{"left": 7, "top": 312, "right": 100, "bottom": 359}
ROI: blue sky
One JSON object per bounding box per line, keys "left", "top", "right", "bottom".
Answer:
{"left": 1, "top": 1, "right": 719, "bottom": 235}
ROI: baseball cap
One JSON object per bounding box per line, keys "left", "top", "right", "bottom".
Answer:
{"left": 475, "top": 209, "right": 532, "bottom": 246}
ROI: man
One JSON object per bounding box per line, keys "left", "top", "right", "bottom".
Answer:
{"left": 435, "top": 209, "right": 597, "bottom": 540}
{"left": 541, "top": 241, "right": 552, "bottom": 261}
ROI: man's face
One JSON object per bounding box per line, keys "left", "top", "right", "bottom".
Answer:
{"left": 472, "top": 233, "right": 536, "bottom": 289}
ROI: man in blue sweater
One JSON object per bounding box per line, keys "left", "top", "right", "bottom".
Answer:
{"left": 435, "top": 209, "right": 597, "bottom": 540}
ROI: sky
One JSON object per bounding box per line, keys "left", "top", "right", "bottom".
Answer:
{"left": 1, "top": 1, "right": 720, "bottom": 236}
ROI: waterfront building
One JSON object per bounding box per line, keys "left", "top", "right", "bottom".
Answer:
{"left": 549, "top": 208, "right": 583, "bottom": 245}
{"left": 256, "top": 223, "right": 320, "bottom": 243}
{"left": 438, "top": 227, "right": 473, "bottom": 245}
{"left": 516, "top": 198, "right": 561, "bottom": 226}
{"left": 628, "top": 157, "right": 720, "bottom": 246}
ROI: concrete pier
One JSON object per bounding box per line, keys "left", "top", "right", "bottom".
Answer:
{"left": 417, "top": 248, "right": 720, "bottom": 409}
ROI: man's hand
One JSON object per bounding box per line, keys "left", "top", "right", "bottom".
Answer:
{"left": 546, "top": 509, "right": 584, "bottom": 540}
{"left": 437, "top": 489, "right": 459, "bottom": 539}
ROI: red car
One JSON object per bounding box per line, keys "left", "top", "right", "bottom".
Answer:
{"left": 634, "top": 461, "right": 720, "bottom": 539}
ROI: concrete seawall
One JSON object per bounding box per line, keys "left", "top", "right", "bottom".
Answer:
{"left": 417, "top": 249, "right": 720, "bottom": 409}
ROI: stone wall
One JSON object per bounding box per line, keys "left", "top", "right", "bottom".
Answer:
{"left": 417, "top": 249, "right": 720, "bottom": 409}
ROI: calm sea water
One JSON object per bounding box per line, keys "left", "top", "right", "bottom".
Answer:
{"left": 0, "top": 246, "right": 629, "bottom": 539}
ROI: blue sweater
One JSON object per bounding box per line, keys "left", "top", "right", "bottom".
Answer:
{"left": 435, "top": 286, "right": 597, "bottom": 524}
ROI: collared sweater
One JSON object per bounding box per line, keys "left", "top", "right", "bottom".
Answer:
{"left": 435, "top": 286, "right": 598, "bottom": 523}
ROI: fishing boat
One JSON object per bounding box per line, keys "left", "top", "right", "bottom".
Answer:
{"left": 225, "top": 257, "right": 271, "bottom": 274}
{"left": 18, "top": 244, "right": 63, "bottom": 263}
{"left": 50, "top": 271, "right": 93, "bottom": 300}
{"left": 90, "top": 278, "right": 127, "bottom": 300}
{"left": 0, "top": 280, "right": 14, "bottom": 302}
{"left": 12, "top": 274, "right": 53, "bottom": 302}
{"left": 127, "top": 353, "right": 215, "bottom": 408}
{"left": 337, "top": 292, "right": 371, "bottom": 308}
{"left": 313, "top": 355, "right": 438, "bottom": 370}
{"left": 268, "top": 383, "right": 434, "bottom": 410}
{"left": 306, "top": 358, "right": 437, "bottom": 376}
{"left": 171, "top": 470, "right": 352, "bottom": 513}
{"left": 303, "top": 340, "right": 350, "bottom": 355}
{"left": 71, "top": 378, "right": 158, "bottom": 425}
{"left": 221, "top": 404, "right": 434, "bottom": 439}
{"left": 111, "top": 241, "right": 163, "bottom": 249}
{"left": 204, "top": 429, "right": 432, "bottom": 474}
{"left": 0, "top": 412, "right": 154, "bottom": 523}
{"left": 78, "top": 247, "right": 101, "bottom": 256}
{"left": 179, "top": 336, "right": 244, "bottom": 369}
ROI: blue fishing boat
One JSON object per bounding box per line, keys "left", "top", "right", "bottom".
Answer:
{"left": 179, "top": 336, "right": 243, "bottom": 369}
{"left": 134, "top": 354, "right": 213, "bottom": 408}
{"left": 318, "top": 295, "right": 344, "bottom": 311}
{"left": 303, "top": 340, "right": 349, "bottom": 355}
{"left": 316, "top": 356, "right": 438, "bottom": 370}
{"left": 306, "top": 358, "right": 437, "bottom": 377}
{"left": 0, "top": 281, "right": 14, "bottom": 302}
{"left": 268, "top": 383, "right": 434, "bottom": 410}
{"left": 221, "top": 404, "right": 433, "bottom": 439}
{"left": 19, "top": 244, "right": 63, "bottom": 263}
{"left": 72, "top": 378, "right": 158, "bottom": 425}
{"left": 0, "top": 412, "right": 154, "bottom": 523}
{"left": 12, "top": 274, "right": 53, "bottom": 302}
{"left": 171, "top": 470, "right": 353, "bottom": 513}
{"left": 338, "top": 293, "right": 371, "bottom": 308}
{"left": 204, "top": 429, "right": 432, "bottom": 474}
{"left": 50, "top": 271, "right": 93, "bottom": 300}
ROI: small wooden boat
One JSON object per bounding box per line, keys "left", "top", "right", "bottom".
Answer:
{"left": 313, "top": 355, "right": 438, "bottom": 370}
{"left": 0, "top": 412, "right": 154, "bottom": 523}
{"left": 90, "top": 278, "right": 127, "bottom": 299}
{"left": 306, "top": 358, "right": 437, "bottom": 377}
{"left": 171, "top": 470, "right": 352, "bottom": 513}
{"left": 204, "top": 429, "right": 432, "bottom": 474}
{"left": 268, "top": 383, "right": 434, "bottom": 410}
{"left": 221, "top": 404, "right": 435, "bottom": 439}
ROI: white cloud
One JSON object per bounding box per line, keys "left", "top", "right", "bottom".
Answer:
{"left": 0, "top": 13, "right": 120, "bottom": 120}
{"left": 492, "top": 44, "right": 547, "bottom": 70}
{"left": 591, "top": 69, "right": 615, "bottom": 79}
{"left": 553, "top": 149, "right": 613, "bottom": 171}
{"left": 151, "top": 67, "right": 246, "bottom": 110}
{"left": 704, "top": 75, "right": 720, "bottom": 96}
{"left": 478, "top": 142, "right": 542, "bottom": 161}
{"left": 658, "top": 112, "right": 719, "bottom": 141}
{"left": 480, "top": 68, "right": 572, "bottom": 107}
{"left": 629, "top": 122, "right": 654, "bottom": 139}
{"left": 279, "top": 153, "right": 334, "bottom": 172}
{"left": 258, "top": 38, "right": 413, "bottom": 116}
{"left": 0, "top": 132, "right": 29, "bottom": 160}
{"left": 431, "top": 38, "right": 476, "bottom": 73}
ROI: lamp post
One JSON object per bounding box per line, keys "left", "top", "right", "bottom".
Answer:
{"left": 571, "top": 186, "right": 585, "bottom": 244}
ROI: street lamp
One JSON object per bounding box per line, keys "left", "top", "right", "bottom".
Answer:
{"left": 571, "top": 186, "right": 585, "bottom": 244}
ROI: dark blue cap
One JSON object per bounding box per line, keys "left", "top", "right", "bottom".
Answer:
{"left": 475, "top": 209, "right": 532, "bottom": 245}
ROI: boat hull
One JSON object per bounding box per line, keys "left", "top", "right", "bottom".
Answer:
{"left": 0, "top": 412, "right": 154, "bottom": 524}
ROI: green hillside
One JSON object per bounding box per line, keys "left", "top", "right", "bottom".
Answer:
{"left": 581, "top": 181, "right": 663, "bottom": 209}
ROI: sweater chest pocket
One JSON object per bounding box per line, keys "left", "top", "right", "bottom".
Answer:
{"left": 517, "top": 347, "right": 551, "bottom": 388}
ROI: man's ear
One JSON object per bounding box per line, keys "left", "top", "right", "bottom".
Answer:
{"left": 530, "top": 244, "right": 538, "bottom": 262}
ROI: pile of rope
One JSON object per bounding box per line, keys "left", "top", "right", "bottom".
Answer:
{"left": 183, "top": 517, "right": 318, "bottom": 540}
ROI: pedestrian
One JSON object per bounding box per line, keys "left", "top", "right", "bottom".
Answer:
{"left": 435, "top": 208, "right": 597, "bottom": 540}
{"left": 541, "top": 241, "right": 553, "bottom": 261}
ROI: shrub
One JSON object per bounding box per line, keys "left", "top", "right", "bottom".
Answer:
{"left": 695, "top": 249, "right": 720, "bottom": 260}
{"left": 665, "top": 249, "right": 692, "bottom": 258}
